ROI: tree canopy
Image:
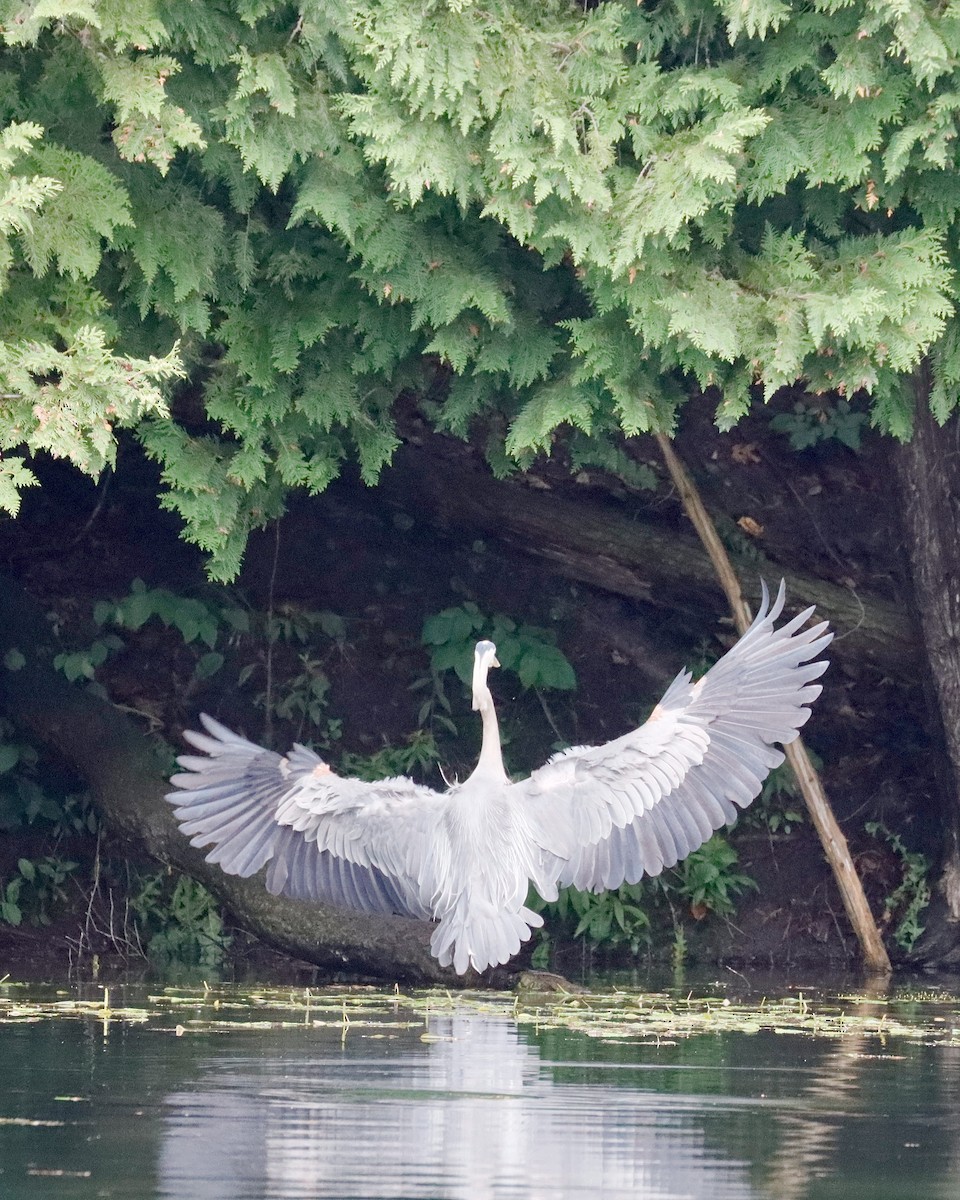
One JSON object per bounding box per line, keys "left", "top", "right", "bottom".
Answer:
{"left": 0, "top": 0, "right": 957, "bottom": 577}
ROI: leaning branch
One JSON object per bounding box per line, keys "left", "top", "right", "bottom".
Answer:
{"left": 654, "top": 434, "right": 892, "bottom": 976}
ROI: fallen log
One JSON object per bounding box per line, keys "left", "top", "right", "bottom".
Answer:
{"left": 375, "top": 441, "right": 916, "bottom": 682}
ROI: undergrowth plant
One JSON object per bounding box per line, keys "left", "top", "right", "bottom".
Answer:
{"left": 238, "top": 604, "right": 347, "bottom": 745}
{"left": 865, "top": 821, "right": 931, "bottom": 953}
{"left": 770, "top": 399, "right": 870, "bottom": 453}
{"left": 341, "top": 730, "right": 443, "bottom": 784}
{"left": 745, "top": 760, "right": 809, "bottom": 836}
{"left": 0, "top": 856, "right": 78, "bottom": 927}
{"left": 670, "top": 837, "right": 757, "bottom": 919}
{"left": 544, "top": 881, "right": 651, "bottom": 955}
{"left": 534, "top": 834, "right": 756, "bottom": 962}
{"left": 131, "top": 871, "right": 230, "bottom": 973}
{"left": 58, "top": 581, "right": 352, "bottom": 746}
{"left": 0, "top": 726, "right": 96, "bottom": 837}
{"left": 422, "top": 603, "right": 576, "bottom": 691}
{"left": 408, "top": 663, "right": 459, "bottom": 741}
{"left": 54, "top": 579, "right": 251, "bottom": 691}
{"left": 95, "top": 578, "right": 251, "bottom": 684}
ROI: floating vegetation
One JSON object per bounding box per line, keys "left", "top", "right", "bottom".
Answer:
{"left": 0, "top": 979, "right": 958, "bottom": 1046}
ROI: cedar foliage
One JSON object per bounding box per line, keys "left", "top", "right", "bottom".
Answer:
{"left": 0, "top": 0, "right": 957, "bottom": 576}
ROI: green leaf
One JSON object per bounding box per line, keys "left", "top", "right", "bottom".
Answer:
{"left": 532, "top": 645, "right": 577, "bottom": 691}
{"left": 220, "top": 607, "right": 251, "bottom": 632}
{"left": 93, "top": 600, "right": 114, "bottom": 626}
{"left": 98, "top": 56, "right": 205, "bottom": 172}
{"left": 2, "top": 648, "right": 25, "bottom": 671}
{"left": 121, "top": 590, "right": 155, "bottom": 630}
{"left": 506, "top": 379, "right": 597, "bottom": 457}
{"left": 319, "top": 611, "right": 347, "bottom": 641}
{"left": 0, "top": 1, "right": 100, "bottom": 46}
{"left": 194, "top": 651, "right": 225, "bottom": 681}
{"left": 20, "top": 144, "right": 131, "bottom": 279}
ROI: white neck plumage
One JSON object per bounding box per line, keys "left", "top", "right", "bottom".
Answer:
{"left": 470, "top": 641, "right": 508, "bottom": 785}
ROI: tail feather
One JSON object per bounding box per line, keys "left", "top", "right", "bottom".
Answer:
{"left": 431, "top": 899, "right": 543, "bottom": 975}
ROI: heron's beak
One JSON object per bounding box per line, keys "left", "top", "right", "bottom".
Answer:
{"left": 472, "top": 642, "right": 499, "bottom": 710}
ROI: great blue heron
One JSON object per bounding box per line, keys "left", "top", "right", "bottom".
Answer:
{"left": 167, "top": 581, "right": 830, "bottom": 974}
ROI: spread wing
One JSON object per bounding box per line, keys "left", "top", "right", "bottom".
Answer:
{"left": 165, "top": 718, "right": 448, "bottom": 920}
{"left": 514, "top": 580, "right": 832, "bottom": 894}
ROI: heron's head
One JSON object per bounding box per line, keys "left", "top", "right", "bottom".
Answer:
{"left": 472, "top": 640, "right": 500, "bottom": 711}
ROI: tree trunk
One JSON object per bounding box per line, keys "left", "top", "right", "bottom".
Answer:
{"left": 0, "top": 573, "right": 456, "bottom": 984}
{"left": 891, "top": 369, "right": 960, "bottom": 919}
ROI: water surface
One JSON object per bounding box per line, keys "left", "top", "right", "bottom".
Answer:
{"left": 1, "top": 979, "right": 957, "bottom": 1199}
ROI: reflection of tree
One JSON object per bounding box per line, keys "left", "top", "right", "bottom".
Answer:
{"left": 941, "top": 1040, "right": 960, "bottom": 1188}
{"left": 159, "top": 1016, "right": 758, "bottom": 1199}
{"left": 757, "top": 982, "right": 890, "bottom": 1200}
{"left": 524, "top": 986, "right": 960, "bottom": 1200}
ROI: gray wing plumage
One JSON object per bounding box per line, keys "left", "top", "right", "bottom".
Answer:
{"left": 515, "top": 580, "right": 832, "bottom": 894}
{"left": 165, "top": 718, "right": 439, "bottom": 920}
{"left": 166, "top": 579, "right": 830, "bottom": 975}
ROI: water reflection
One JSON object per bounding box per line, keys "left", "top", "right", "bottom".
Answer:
{"left": 2, "top": 984, "right": 960, "bottom": 1200}
{"left": 160, "top": 1016, "right": 755, "bottom": 1199}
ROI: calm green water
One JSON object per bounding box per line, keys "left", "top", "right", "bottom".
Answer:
{"left": 1, "top": 979, "right": 958, "bottom": 1199}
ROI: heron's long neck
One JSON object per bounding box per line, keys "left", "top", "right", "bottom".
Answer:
{"left": 473, "top": 685, "right": 508, "bottom": 784}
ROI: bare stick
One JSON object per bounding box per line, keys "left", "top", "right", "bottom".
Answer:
{"left": 655, "top": 432, "right": 891, "bottom": 975}
{"left": 264, "top": 519, "right": 281, "bottom": 748}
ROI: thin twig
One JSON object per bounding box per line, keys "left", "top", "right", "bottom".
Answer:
{"left": 264, "top": 519, "right": 281, "bottom": 747}
{"left": 63, "top": 467, "right": 113, "bottom": 551}
{"left": 80, "top": 827, "right": 102, "bottom": 958}
{"left": 534, "top": 687, "right": 564, "bottom": 743}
